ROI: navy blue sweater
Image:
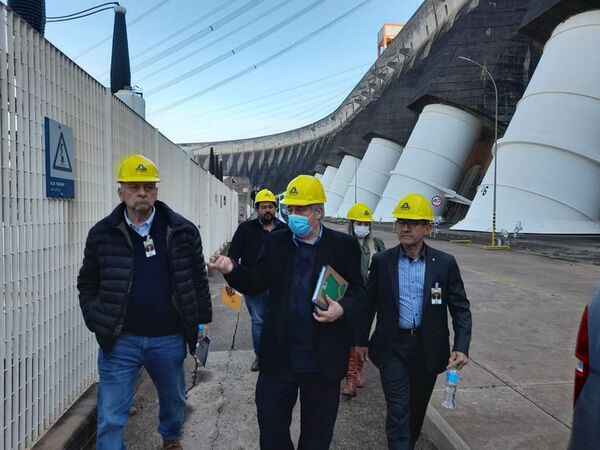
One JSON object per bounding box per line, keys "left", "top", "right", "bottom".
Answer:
{"left": 286, "top": 241, "right": 319, "bottom": 373}
{"left": 123, "top": 210, "right": 182, "bottom": 336}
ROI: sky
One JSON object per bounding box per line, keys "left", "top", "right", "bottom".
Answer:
{"left": 44, "top": 0, "right": 421, "bottom": 144}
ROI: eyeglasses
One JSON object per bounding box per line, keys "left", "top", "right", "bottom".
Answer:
{"left": 395, "top": 220, "right": 427, "bottom": 228}
{"left": 124, "top": 183, "right": 157, "bottom": 193}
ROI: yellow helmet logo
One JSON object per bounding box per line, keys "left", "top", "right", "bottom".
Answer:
{"left": 392, "top": 194, "right": 433, "bottom": 221}
{"left": 254, "top": 189, "right": 276, "bottom": 205}
{"left": 117, "top": 155, "right": 160, "bottom": 183}
{"left": 346, "top": 203, "right": 374, "bottom": 222}
{"left": 280, "top": 175, "right": 327, "bottom": 206}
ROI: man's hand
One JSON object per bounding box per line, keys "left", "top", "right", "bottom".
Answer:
{"left": 356, "top": 346, "right": 369, "bottom": 363}
{"left": 225, "top": 285, "right": 236, "bottom": 296}
{"left": 207, "top": 255, "right": 234, "bottom": 275}
{"left": 313, "top": 295, "right": 344, "bottom": 322}
{"left": 447, "top": 351, "right": 468, "bottom": 370}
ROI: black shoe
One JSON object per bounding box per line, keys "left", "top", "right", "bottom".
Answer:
{"left": 251, "top": 356, "right": 259, "bottom": 372}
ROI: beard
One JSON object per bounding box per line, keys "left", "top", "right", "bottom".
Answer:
{"left": 260, "top": 212, "right": 274, "bottom": 223}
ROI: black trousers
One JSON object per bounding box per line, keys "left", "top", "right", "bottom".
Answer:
{"left": 255, "top": 371, "right": 340, "bottom": 450}
{"left": 379, "top": 332, "right": 438, "bottom": 450}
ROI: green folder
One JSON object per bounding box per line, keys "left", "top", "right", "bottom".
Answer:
{"left": 312, "top": 265, "right": 348, "bottom": 310}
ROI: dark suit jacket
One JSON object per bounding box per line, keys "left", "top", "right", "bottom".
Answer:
{"left": 225, "top": 226, "right": 366, "bottom": 382}
{"left": 360, "top": 243, "right": 472, "bottom": 375}
{"left": 227, "top": 218, "right": 288, "bottom": 267}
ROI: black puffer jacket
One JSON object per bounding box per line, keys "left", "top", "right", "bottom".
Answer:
{"left": 77, "top": 200, "right": 211, "bottom": 354}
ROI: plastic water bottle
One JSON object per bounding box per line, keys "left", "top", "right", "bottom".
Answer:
{"left": 442, "top": 368, "right": 460, "bottom": 409}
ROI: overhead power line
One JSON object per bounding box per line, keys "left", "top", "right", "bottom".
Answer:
{"left": 137, "top": 0, "right": 294, "bottom": 84}
{"left": 131, "top": 0, "right": 239, "bottom": 61}
{"left": 150, "top": 0, "right": 374, "bottom": 116}
{"left": 47, "top": 2, "right": 119, "bottom": 19}
{"left": 179, "top": 63, "right": 365, "bottom": 123}
{"left": 47, "top": 3, "right": 119, "bottom": 23}
{"left": 145, "top": 0, "right": 326, "bottom": 96}
{"left": 131, "top": 0, "right": 266, "bottom": 73}
{"left": 178, "top": 75, "right": 360, "bottom": 130}
{"left": 74, "top": 0, "right": 173, "bottom": 59}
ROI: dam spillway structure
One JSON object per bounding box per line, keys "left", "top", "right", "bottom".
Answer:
{"left": 325, "top": 155, "right": 361, "bottom": 217}
{"left": 454, "top": 10, "right": 600, "bottom": 234}
{"left": 374, "top": 104, "right": 482, "bottom": 222}
{"left": 336, "top": 138, "right": 403, "bottom": 218}
{"left": 320, "top": 166, "right": 339, "bottom": 191}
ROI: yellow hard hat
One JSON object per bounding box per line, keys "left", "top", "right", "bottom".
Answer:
{"left": 254, "top": 189, "right": 276, "bottom": 205}
{"left": 392, "top": 193, "right": 434, "bottom": 221}
{"left": 117, "top": 155, "right": 160, "bottom": 183}
{"left": 280, "top": 175, "right": 327, "bottom": 206}
{"left": 347, "top": 203, "right": 374, "bottom": 222}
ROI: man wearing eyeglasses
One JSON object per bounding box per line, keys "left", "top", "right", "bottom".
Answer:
{"left": 77, "top": 155, "right": 211, "bottom": 450}
{"left": 357, "top": 193, "right": 472, "bottom": 450}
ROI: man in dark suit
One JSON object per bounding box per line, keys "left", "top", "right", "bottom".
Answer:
{"left": 210, "top": 175, "right": 365, "bottom": 450}
{"left": 226, "top": 188, "right": 288, "bottom": 371}
{"left": 357, "top": 193, "right": 472, "bottom": 450}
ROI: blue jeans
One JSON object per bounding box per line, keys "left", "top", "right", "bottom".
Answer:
{"left": 245, "top": 291, "right": 268, "bottom": 354}
{"left": 96, "top": 332, "right": 187, "bottom": 449}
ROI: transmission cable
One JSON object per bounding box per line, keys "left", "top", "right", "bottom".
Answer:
{"left": 145, "top": 0, "right": 325, "bottom": 96}
{"left": 178, "top": 63, "right": 365, "bottom": 123}
{"left": 132, "top": 0, "right": 239, "bottom": 62}
{"left": 47, "top": 5, "right": 118, "bottom": 23}
{"left": 47, "top": 2, "right": 119, "bottom": 20}
{"left": 132, "top": 0, "right": 266, "bottom": 73}
{"left": 182, "top": 82, "right": 355, "bottom": 132}
{"left": 150, "top": 0, "right": 373, "bottom": 116}
{"left": 74, "top": 0, "right": 173, "bottom": 59}
{"left": 223, "top": 92, "right": 347, "bottom": 139}
{"left": 137, "top": 0, "right": 294, "bottom": 84}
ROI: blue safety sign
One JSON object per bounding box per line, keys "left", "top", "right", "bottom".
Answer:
{"left": 45, "top": 117, "right": 75, "bottom": 199}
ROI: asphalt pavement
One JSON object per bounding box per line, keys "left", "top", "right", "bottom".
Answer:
{"left": 120, "top": 223, "right": 600, "bottom": 449}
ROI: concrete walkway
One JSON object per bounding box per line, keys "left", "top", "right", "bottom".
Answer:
{"left": 120, "top": 224, "right": 599, "bottom": 449}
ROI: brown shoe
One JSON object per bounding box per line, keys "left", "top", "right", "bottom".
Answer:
{"left": 356, "top": 353, "right": 366, "bottom": 388}
{"left": 342, "top": 348, "right": 359, "bottom": 397}
{"left": 342, "top": 378, "right": 357, "bottom": 397}
{"left": 163, "top": 439, "right": 183, "bottom": 450}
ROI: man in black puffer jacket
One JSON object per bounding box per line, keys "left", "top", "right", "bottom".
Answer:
{"left": 77, "top": 155, "right": 211, "bottom": 450}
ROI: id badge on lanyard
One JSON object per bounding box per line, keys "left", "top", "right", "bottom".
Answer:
{"left": 144, "top": 235, "right": 156, "bottom": 258}
{"left": 431, "top": 282, "right": 442, "bottom": 305}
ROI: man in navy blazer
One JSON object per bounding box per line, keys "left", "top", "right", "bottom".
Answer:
{"left": 210, "top": 175, "right": 365, "bottom": 450}
{"left": 357, "top": 193, "right": 472, "bottom": 449}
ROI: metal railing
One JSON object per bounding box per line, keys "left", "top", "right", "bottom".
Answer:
{"left": 0, "top": 6, "right": 238, "bottom": 449}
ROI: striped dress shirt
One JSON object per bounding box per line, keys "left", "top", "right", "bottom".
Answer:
{"left": 397, "top": 246, "right": 426, "bottom": 329}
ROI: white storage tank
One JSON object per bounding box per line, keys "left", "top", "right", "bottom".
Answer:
{"left": 454, "top": 11, "right": 600, "bottom": 234}
{"left": 336, "top": 138, "right": 403, "bottom": 217}
{"left": 374, "top": 104, "right": 482, "bottom": 222}
{"left": 320, "top": 166, "right": 338, "bottom": 191}
{"left": 325, "top": 156, "right": 361, "bottom": 217}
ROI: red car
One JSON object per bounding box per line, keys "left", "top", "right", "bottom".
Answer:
{"left": 569, "top": 283, "right": 600, "bottom": 449}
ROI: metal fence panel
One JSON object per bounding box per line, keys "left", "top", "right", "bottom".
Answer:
{"left": 0, "top": 7, "right": 237, "bottom": 449}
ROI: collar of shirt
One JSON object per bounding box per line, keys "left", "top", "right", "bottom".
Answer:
{"left": 292, "top": 224, "right": 323, "bottom": 247}
{"left": 124, "top": 207, "right": 156, "bottom": 237}
{"left": 399, "top": 243, "right": 426, "bottom": 262}
{"left": 257, "top": 217, "right": 282, "bottom": 230}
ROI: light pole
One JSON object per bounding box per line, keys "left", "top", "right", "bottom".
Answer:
{"left": 457, "top": 56, "right": 508, "bottom": 249}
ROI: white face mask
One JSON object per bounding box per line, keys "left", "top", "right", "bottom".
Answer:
{"left": 353, "top": 224, "right": 370, "bottom": 238}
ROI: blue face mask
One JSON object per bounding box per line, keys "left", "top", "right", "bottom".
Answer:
{"left": 287, "top": 213, "right": 314, "bottom": 238}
